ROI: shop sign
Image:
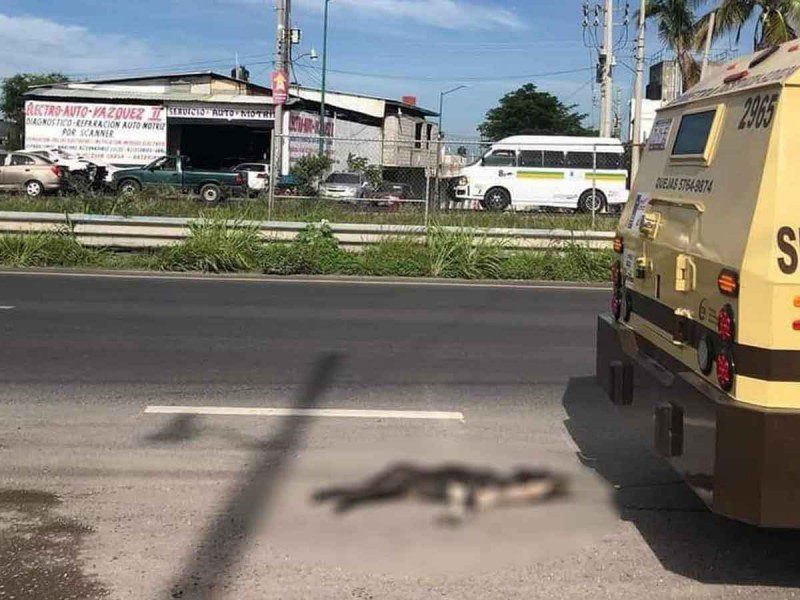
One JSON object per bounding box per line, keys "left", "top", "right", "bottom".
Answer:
{"left": 24, "top": 100, "right": 166, "bottom": 163}
{"left": 166, "top": 103, "right": 274, "bottom": 121}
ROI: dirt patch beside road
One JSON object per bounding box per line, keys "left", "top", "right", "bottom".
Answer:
{"left": 0, "top": 489, "right": 108, "bottom": 599}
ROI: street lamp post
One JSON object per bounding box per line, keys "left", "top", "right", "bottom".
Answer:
{"left": 290, "top": 48, "right": 318, "bottom": 83}
{"left": 438, "top": 85, "right": 467, "bottom": 137}
{"left": 433, "top": 85, "right": 466, "bottom": 215}
{"left": 318, "top": 0, "right": 332, "bottom": 155}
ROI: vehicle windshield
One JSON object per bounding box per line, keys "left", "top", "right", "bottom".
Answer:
{"left": 465, "top": 147, "right": 495, "bottom": 167}
{"left": 146, "top": 156, "right": 178, "bottom": 170}
{"left": 325, "top": 173, "right": 360, "bottom": 184}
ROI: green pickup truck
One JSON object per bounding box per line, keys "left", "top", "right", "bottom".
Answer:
{"left": 112, "top": 155, "right": 246, "bottom": 203}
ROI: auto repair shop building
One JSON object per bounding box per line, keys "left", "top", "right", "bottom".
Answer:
{"left": 24, "top": 72, "right": 439, "bottom": 176}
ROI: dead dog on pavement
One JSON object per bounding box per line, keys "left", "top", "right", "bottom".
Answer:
{"left": 313, "top": 463, "right": 568, "bottom": 523}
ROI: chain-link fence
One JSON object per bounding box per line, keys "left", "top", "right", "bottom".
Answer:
{"left": 267, "top": 134, "right": 631, "bottom": 229}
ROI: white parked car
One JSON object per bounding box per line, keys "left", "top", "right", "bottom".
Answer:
{"left": 231, "top": 162, "right": 270, "bottom": 194}
{"left": 452, "top": 135, "right": 629, "bottom": 212}
{"left": 104, "top": 162, "right": 144, "bottom": 183}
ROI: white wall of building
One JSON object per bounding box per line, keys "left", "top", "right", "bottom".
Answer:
{"left": 282, "top": 110, "right": 382, "bottom": 174}
{"left": 627, "top": 99, "right": 664, "bottom": 144}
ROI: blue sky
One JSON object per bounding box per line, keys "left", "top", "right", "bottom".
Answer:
{"left": 2, "top": 0, "right": 754, "bottom": 138}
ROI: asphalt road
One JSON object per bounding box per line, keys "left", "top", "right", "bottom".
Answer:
{"left": 0, "top": 271, "right": 799, "bottom": 600}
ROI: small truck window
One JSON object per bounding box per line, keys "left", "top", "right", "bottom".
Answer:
{"left": 671, "top": 109, "right": 717, "bottom": 156}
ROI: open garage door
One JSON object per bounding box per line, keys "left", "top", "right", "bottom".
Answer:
{"left": 169, "top": 123, "right": 271, "bottom": 170}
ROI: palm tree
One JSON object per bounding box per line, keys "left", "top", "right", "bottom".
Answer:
{"left": 644, "top": 0, "right": 703, "bottom": 90}
{"left": 698, "top": 0, "right": 800, "bottom": 50}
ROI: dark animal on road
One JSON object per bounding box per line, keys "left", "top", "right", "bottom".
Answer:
{"left": 313, "top": 463, "right": 568, "bottom": 522}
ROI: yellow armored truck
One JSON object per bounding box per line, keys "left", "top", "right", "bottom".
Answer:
{"left": 597, "top": 41, "right": 800, "bottom": 527}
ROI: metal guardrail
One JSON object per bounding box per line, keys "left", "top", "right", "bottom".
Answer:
{"left": 0, "top": 211, "right": 615, "bottom": 250}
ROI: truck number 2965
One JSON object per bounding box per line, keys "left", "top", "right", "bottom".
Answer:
{"left": 739, "top": 94, "right": 778, "bottom": 130}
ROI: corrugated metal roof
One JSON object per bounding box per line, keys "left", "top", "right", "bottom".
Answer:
{"left": 26, "top": 87, "right": 279, "bottom": 105}
{"left": 28, "top": 71, "right": 272, "bottom": 94}
{"left": 24, "top": 75, "right": 436, "bottom": 120}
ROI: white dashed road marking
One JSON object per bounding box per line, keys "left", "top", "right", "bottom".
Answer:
{"left": 145, "top": 405, "right": 465, "bottom": 422}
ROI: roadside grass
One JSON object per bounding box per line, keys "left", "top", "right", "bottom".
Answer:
{"left": 0, "top": 193, "right": 618, "bottom": 231}
{"left": 428, "top": 225, "right": 506, "bottom": 279}
{"left": 157, "top": 218, "right": 263, "bottom": 273}
{"left": 0, "top": 220, "right": 614, "bottom": 281}
{"left": 0, "top": 232, "right": 104, "bottom": 268}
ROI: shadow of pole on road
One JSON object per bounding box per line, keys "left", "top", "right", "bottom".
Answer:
{"left": 562, "top": 376, "right": 800, "bottom": 588}
{"left": 168, "top": 352, "right": 341, "bottom": 599}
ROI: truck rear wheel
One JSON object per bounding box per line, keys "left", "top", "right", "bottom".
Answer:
{"left": 200, "top": 184, "right": 222, "bottom": 204}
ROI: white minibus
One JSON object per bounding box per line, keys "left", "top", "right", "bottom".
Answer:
{"left": 452, "top": 135, "right": 629, "bottom": 212}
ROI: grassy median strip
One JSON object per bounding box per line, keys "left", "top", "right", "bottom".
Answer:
{"left": 0, "top": 193, "right": 618, "bottom": 231}
{"left": 0, "top": 220, "right": 613, "bottom": 282}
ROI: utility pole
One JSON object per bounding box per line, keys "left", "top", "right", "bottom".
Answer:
{"left": 273, "top": 0, "right": 291, "bottom": 176}
{"left": 600, "top": 0, "right": 614, "bottom": 137}
{"left": 613, "top": 87, "right": 623, "bottom": 138}
{"left": 318, "top": 0, "right": 332, "bottom": 155}
{"left": 630, "top": 0, "right": 646, "bottom": 179}
{"left": 700, "top": 10, "right": 717, "bottom": 79}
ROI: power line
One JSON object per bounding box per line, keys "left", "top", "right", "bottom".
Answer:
{"left": 297, "top": 63, "right": 593, "bottom": 83}
{"left": 58, "top": 51, "right": 591, "bottom": 89}
{"left": 294, "top": 62, "right": 322, "bottom": 87}
{"left": 64, "top": 52, "right": 271, "bottom": 80}
{"left": 562, "top": 79, "right": 593, "bottom": 101}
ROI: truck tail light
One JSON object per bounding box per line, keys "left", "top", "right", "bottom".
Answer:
{"left": 697, "top": 334, "right": 715, "bottom": 374}
{"left": 716, "top": 349, "right": 735, "bottom": 391}
{"left": 717, "top": 269, "right": 739, "bottom": 297}
{"left": 235, "top": 173, "right": 245, "bottom": 185}
{"left": 51, "top": 166, "right": 64, "bottom": 178}
{"left": 716, "top": 304, "right": 736, "bottom": 391}
{"left": 717, "top": 304, "right": 735, "bottom": 342}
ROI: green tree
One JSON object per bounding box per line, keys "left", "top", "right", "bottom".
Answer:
{"left": 698, "top": 0, "right": 800, "bottom": 50}
{"left": 477, "top": 84, "right": 592, "bottom": 140}
{"left": 644, "top": 0, "right": 702, "bottom": 90}
{"left": 1, "top": 73, "right": 68, "bottom": 150}
{"left": 290, "top": 153, "right": 333, "bottom": 195}
{"left": 346, "top": 153, "right": 382, "bottom": 188}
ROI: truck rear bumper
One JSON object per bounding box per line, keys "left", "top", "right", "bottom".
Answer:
{"left": 596, "top": 313, "right": 800, "bottom": 528}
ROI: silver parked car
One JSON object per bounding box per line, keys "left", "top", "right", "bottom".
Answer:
{"left": 318, "top": 172, "right": 369, "bottom": 201}
{"left": 0, "top": 152, "right": 66, "bottom": 197}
